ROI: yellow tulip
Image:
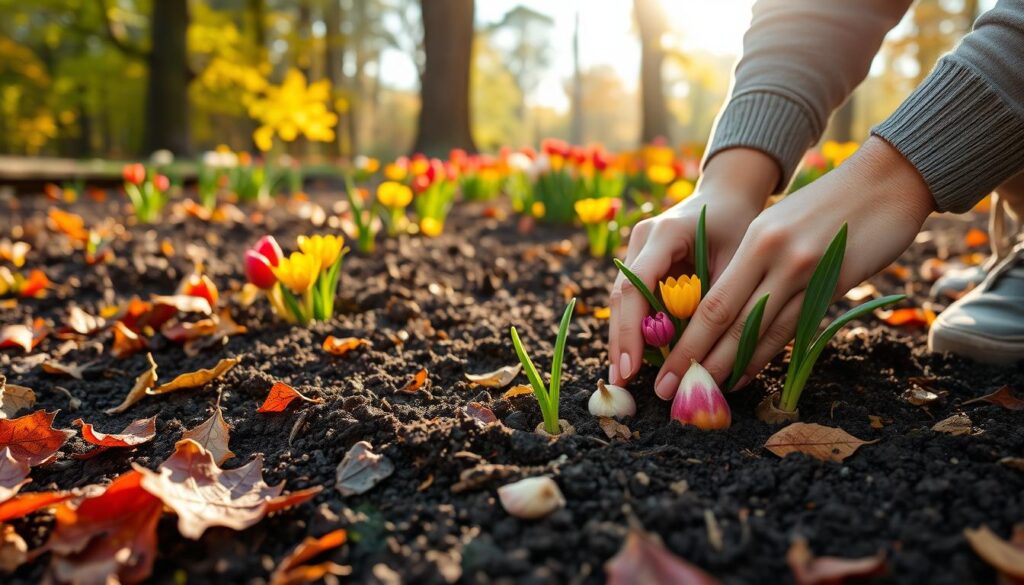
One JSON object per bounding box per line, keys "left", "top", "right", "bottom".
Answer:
{"left": 297, "top": 235, "right": 344, "bottom": 269}
{"left": 647, "top": 164, "right": 675, "bottom": 185}
{"left": 660, "top": 275, "right": 701, "bottom": 319}
{"left": 531, "top": 201, "right": 546, "bottom": 219}
{"left": 667, "top": 180, "right": 695, "bottom": 203}
{"left": 384, "top": 163, "right": 407, "bottom": 181}
{"left": 574, "top": 197, "right": 615, "bottom": 225}
{"left": 377, "top": 181, "right": 413, "bottom": 208}
{"left": 272, "top": 251, "right": 322, "bottom": 294}
{"left": 420, "top": 217, "right": 444, "bottom": 237}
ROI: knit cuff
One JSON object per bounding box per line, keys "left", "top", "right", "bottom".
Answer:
{"left": 873, "top": 59, "right": 1024, "bottom": 213}
{"left": 703, "top": 90, "right": 819, "bottom": 194}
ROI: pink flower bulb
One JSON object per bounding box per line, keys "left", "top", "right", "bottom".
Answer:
{"left": 670, "top": 361, "right": 731, "bottom": 430}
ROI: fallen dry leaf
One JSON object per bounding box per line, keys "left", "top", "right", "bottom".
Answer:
{"left": 764, "top": 423, "right": 876, "bottom": 463}
{"left": 901, "top": 386, "right": 942, "bottom": 406}
{"left": 786, "top": 537, "right": 887, "bottom": 585}
{"left": 503, "top": 384, "right": 534, "bottom": 399}
{"left": 0, "top": 410, "right": 75, "bottom": 467}
{"left": 46, "top": 470, "right": 163, "bottom": 585}
{"left": 0, "top": 524, "right": 27, "bottom": 572}
{"left": 270, "top": 529, "right": 351, "bottom": 585}
{"left": 322, "top": 336, "right": 371, "bottom": 356}
{"left": 151, "top": 294, "right": 212, "bottom": 315}
{"left": 0, "top": 448, "right": 30, "bottom": 503}
{"left": 605, "top": 527, "right": 720, "bottom": 585}
{"left": 464, "top": 402, "right": 498, "bottom": 425}
{"left": 63, "top": 306, "right": 105, "bottom": 337}
{"left": 399, "top": 368, "right": 428, "bottom": 394}
{"left": 134, "top": 439, "right": 309, "bottom": 539}
{"left": 47, "top": 208, "right": 89, "bottom": 242}
{"left": 0, "top": 376, "right": 36, "bottom": 419}
{"left": 111, "top": 321, "right": 148, "bottom": 359}
{"left": 41, "top": 360, "right": 94, "bottom": 381}
{"left": 964, "top": 525, "right": 1024, "bottom": 581}
{"left": 999, "top": 457, "right": 1024, "bottom": 471}
{"left": 877, "top": 307, "right": 934, "bottom": 328}
{"left": 335, "top": 441, "right": 394, "bottom": 497}
{"left": 149, "top": 356, "right": 240, "bottom": 394}
{"left": 599, "top": 417, "right": 632, "bottom": 441}
{"left": 181, "top": 407, "right": 235, "bottom": 465}
{"left": 0, "top": 324, "right": 33, "bottom": 353}
{"left": 264, "top": 486, "right": 322, "bottom": 515}
{"left": 74, "top": 416, "right": 157, "bottom": 459}
{"left": 258, "top": 382, "right": 324, "bottom": 413}
{"left": 465, "top": 364, "right": 521, "bottom": 388}
{"left": 931, "top": 413, "right": 976, "bottom": 436}
{"left": 0, "top": 490, "right": 74, "bottom": 522}
{"left": 106, "top": 353, "right": 158, "bottom": 414}
{"left": 962, "top": 385, "right": 1024, "bottom": 411}
{"left": 965, "top": 227, "right": 989, "bottom": 248}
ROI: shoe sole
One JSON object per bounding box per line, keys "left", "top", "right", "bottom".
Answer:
{"left": 928, "top": 324, "right": 1024, "bottom": 366}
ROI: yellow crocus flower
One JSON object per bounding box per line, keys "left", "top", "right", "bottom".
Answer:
{"left": 646, "top": 164, "right": 675, "bottom": 185}
{"left": 419, "top": 217, "right": 444, "bottom": 237}
{"left": 574, "top": 197, "right": 615, "bottom": 225}
{"left": 667, "top": 179, "right": 695, "bottom": 203}
{"left": 531, "top": 201, "right": 546, "bottom": 219}
{"left": 660, "top": 275, "right": 701, "bottom": 319}
{"left": 384, "top": 163, "right": 407, "bottom": 181}
{"left": 377, "top": 181, "right": 413, "bottom": 208}
{"left": 272, "top": 251, "right": 322, "bottom": 293}
{"left": 297, "top": 235, "right": 344, "bottom": 269}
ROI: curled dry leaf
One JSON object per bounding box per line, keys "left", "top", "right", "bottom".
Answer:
{"left": 464, "top": 402, "right": 498, "bottom": 425}
{"left": 106, "top": 353, "right": 158, "bottom": 414}
{"left": 74, "top": 416, "right": 157, "bottom": 459}
{"left": 258, "top": 382, "right": 324, "bottom": 413}
{"left": 876, "top": 307, "right": 934, "bottom": 328}
{"left": 764, "top": 423, "right": 876, "bottom": 463}
{"left": 151, "top": 294, "right": 212, "bottom": 315}
{"left": 964, "top": 525, "right": 1024, "bottom": 581}
{"left": 270, "top": 529, "right": 351, "bottom": 585}
{"left": 400, "top": 368, "right": 428, "bottom": 394}
{"left": 47, "top": 470, "right": 163, "bottom": 585}
{"left": 931, "top": 413, "right": 977, "bottom": 436}
{"left": 41, "top": 360, "right": 95, "bottom": 381}
{"left": 0, "top": 322, "right": 35, "bottom": 353}
{"left": 503, "top": 384, "right": 534, "bottom": 399}
{"left": 465, "top": 364, "right": 521, "bottom": 388}
{"left": 111, "top": 321, "right": 148, "bottom": 359}
{"left": 786, "top": 537, "right": 887, "bottom": 585}
{"left": 605, "top": 527, "right": 721, "bottom": 585}
{"left": 599, "top": 417, "right": 632, "bottom": 441}
{"left": 0, "top": 410, "right": 75, "bottom": 467}
{"left": 901, "top": 386, "right": 942, "bottom": 406}
{"left": 0, "top": 376, "right": 36, "bottom": 419}
{"left": 150, "top": 356, "right": 240, "bottom": 395}
{"left": 0, "top": 448, "right": 30, "bottom": 503}
{"left": 335, "top": 441, "right": 394, "bottom": 497}
{"left": 64, "top": 306, "right": 105, "bottom": 337}
{"left": 322, "top": 336, "right": 371, "bottom": 356}
{"left": 0, "top": 490, "right": 74, "bottom": 523}
{"left": 181, "top": 407, "right": 235, "bottom": 465}
{"left": 134, "top": 439, "right": 310, "bottom": 539}
{"left": 962, "top": 385, "right": 1024, "bottom": 411}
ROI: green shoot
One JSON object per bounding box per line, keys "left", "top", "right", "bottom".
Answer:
{"left": 779, "top": 224, "right": 905, "bottom": 412}
{"left": 726, "top": 293, "right": 769, "bottom": 391}
{"left": 342, "top": 173, "right": 378, "bottom": 254}
{"left": 612, "top": 259, "right": 666, "bottom": 315}
{"left": 695, "top": 204, "right": 710, "bottom": 298}
{"left": 509, "top": 298, "right": 577, "bottom": 435}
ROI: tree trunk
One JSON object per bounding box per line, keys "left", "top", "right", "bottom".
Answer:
{"left": 143, "top": 0, "right": 190, "bottom": 155}
{"left": 635, "top": 0, "right": 670, "bottom": 144}
{"left": 413, "top": 0, "right": 476, "bottom": 156}
{"left": 323, "top": 0, "right": 345, "bottom": 157}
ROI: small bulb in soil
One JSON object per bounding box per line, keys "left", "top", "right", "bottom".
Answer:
{"left": 589, "top": 380, "right": 636, "bottom": 418}
{"left": 671, "top": 361, "right": 730, "bottom": 430}
{"left": 498, "top": 476, "right": 565, "bottom": 519}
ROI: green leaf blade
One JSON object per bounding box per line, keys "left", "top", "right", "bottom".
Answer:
{"left": 695, "top": 204, "right": 710, "bottom": 298}
{"left": 613, "top": 258, "right": 667, "bottom": 315}
{"left": 726, "top": 293, "right": 769, "bottom": 391}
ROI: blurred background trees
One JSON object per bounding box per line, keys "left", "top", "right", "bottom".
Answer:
{"left": 0, "top": 0, "right": 992, "bottom": 160}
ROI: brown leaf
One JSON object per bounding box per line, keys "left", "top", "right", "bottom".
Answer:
{"left": 258, "top": 382, "right": 323, "bottom": 413}
{"left": 502, "top": 384, "right": 534, "bottom": 399}
{"left": 0, "top": 410, "right": 75, "bottom": 467}
{"left": 65, "top": 306, "right": 105, "bottom": 336}
{"left": 135, "top": 438, "right": 305, "bottom": 539}
{"left": 464, "top": 402, "right": 497, "bottom": 425}
{"left": 786, "top": 537, "right": 887, "bottom": 585}
{"left": 962, "top": 386, "right": 1024, "bottom": 411}
{"left": 149, "top": 356, "right": 240, "bottom": 394}
{"left": 181, "top": 407, "right": 235, "bottom": 465}
{"left": 764, "top": 423, "right": 876, "bottom": 463}
{"left": 599, "top": 417, "right": 632, "bottom": 441}
{"left": 931, "top": 413, "right": 976, "bottom": 436}
{"left": 400, "top": 368, "right": 428, "bottom": 394}
{"left": 901, "top": 386, "right": 942, "bottom": 406}
{"left": 999, "top": 457, "right": 1024, "bottom": 471}
{"left": 465, "top": 364, "right": 521, "bottom": 388}
{"left": 0, "top": 324, "right": 32, "bottom": 353}
{"left": 270, "top": 529, "right": 351, "bottom": 585}
{"left": 161, "top": 317, "right": 218, "bottom": 343}
{"left": 0, "top": 377, "right": 36, "bottom": 419}
{"left": 46, "top": 470, "right": 162, "bottom": 585}
{"left": 41, "top": 360, "right": 94, "bottom": 381}
{"left": 0, "top": 491, "right": 74, "bottom": 522}
{"left": 876, "top": 307, "right": 935, "bottom": 328}
{"left": 74, "top": 416, "right": 157, "bottom": 459}
{"left": 111, "top": 321, "right": 148, "bottom": 359}
{"left": 0, "top": 524, "right": 27, "bottom": 572}
{"left": 335, "top": 441, "right": 394, "bottom": 497}
{"left": 605, "top": 527, "right": 720, "bottom": 585}
{"left": 264, "top": 486, "right": 323, "bottom": 515}
{"left": 0, "top": 448, "right": 30, "bottom": 503}
{"left": 151, "top": 294, "right": 212, "bottom": 315}
{"left": 964, "top": 525, "right": 1024, "bottom": 581}
{"left": 106, "top": 353, "right": 158, "bottom": 414}
{"left": 322, "top": 336, "right": 371, "bottom": 356}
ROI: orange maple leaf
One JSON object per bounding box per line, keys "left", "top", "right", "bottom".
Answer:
{"left": 0, "top": 410, "right": 75, "bottom": 467}
{"left": 74, "top": 416, "right": 157, "bottom": 459}
{"left": 258, "top": 382, "right": 324, "bottom": 413}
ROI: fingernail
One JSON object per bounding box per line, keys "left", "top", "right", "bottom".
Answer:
{"left": 609, "top": 363, "right": 619, "bottom": 384}
{"left": 656, "top": 372, "right": 679, "bottom": 400}
{"left": 733, "top": 375, "right": 751, "bottom": 391}
{"left": 619, "top": 354, "right": 633, "bottom": 380}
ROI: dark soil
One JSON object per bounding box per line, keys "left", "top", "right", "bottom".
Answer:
{"left": 1, "top": 189, "right": 1022, "bottom": 584}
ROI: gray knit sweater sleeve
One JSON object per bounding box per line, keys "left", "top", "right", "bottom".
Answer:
{"left": 705, "top": 0, "right": 1024, "bottom": 213}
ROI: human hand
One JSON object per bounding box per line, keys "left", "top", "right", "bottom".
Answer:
{"left": 653, "top": 137, "right": 935, "bottom": 399}
{"left": 608, "top": 147, "right": 780, "bottom": 387}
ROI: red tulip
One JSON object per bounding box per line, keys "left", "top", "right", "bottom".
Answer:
{"left": 153, "top": 174, "right": 170, "bottom": 192}
{"left": 179, "top": 273, "right": 219, "bottom": 306}
{"left": 245, "top": 250, "right": 277, "bottom": 289}
{"left": 122, "top": 163, "right": 146, "bottom": 185}
{"left": 252, "top": 236, "right": 283, "bottom": 267}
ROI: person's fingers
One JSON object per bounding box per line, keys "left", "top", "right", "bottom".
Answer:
{"left": 653, "top": 248, "right": 766, "bottom": 399}
{"left": 730, "top": 294, "right": 803, "bottom": 390}
{"left": 608, "top": 220, "right": 654, "bottom": 384}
